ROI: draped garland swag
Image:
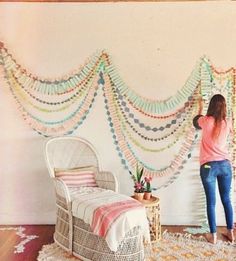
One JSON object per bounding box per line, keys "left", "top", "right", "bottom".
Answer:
{"left": 0, "top": 42, "right": 235, "bottom": 192}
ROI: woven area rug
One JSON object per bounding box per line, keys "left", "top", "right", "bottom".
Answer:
{"left": 37, "top": 231, "right": 236, "bottom": 261}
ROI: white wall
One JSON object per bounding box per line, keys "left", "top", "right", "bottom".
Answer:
{"left": 0, "top": 2, "right": 235, "bottom": 225}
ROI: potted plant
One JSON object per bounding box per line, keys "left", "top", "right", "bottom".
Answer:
{"left": 144, "top": 176, "right": 152, "bottom": 200}
{"left": 130, "top": 165, "right": 145, "bottom": 201}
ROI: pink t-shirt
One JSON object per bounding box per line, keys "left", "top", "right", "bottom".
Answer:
{"left": 198, "top": 116, "right": 232, "bottom": 165}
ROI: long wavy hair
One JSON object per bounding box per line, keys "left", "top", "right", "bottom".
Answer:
{"left": 206, "top": 94, "right": 226, "bottom": 139}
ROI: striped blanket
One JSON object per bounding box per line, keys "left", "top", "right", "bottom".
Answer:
{"left": 71, "top": 188, "right": 150, "bottom": 251}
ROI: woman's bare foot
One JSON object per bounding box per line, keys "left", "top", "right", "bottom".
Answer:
{"left": 204, "top": 233, "right": 217, "bottom": 244}
{"left": 222, "top": 229, "right": 235, "bottom": 243}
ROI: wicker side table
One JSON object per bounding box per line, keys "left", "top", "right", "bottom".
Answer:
{"left": 132, "top": 196, "right": 161, "bottom": 242}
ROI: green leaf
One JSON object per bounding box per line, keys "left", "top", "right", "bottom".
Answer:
{"left": 140, "top": 167, "right": 144, "bottom": 177}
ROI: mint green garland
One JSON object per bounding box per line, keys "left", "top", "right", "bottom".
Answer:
{"left": 105, "top": 60, "right": 201, "bottom": 114}
{"left": 2, "top": 48, "right": 103, "bottom": 96}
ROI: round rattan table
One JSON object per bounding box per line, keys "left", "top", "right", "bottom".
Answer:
{"left": 132, "top": 196, "right": 161, "bottom": 242}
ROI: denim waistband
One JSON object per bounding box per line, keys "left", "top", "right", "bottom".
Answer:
{"left": 201, "top": 159, "right": 230, "bottom": 167}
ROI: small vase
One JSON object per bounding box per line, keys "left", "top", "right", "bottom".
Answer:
{"left": 134, "top": 192, "right": 144, "bottom": 201}
{"left": 144, "top": 191, "right": 152, "bottom": 200}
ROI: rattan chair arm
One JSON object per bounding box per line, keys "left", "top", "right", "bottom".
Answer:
{"left": 53, "top": 178, "right": 72, "bottom": 208}
{"left": 95, "top": 171, "right": 118, "bottom": 192}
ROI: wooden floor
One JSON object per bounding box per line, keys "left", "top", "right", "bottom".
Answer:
{"left": 0, "top": 225, "right": 233, "bottom": 261}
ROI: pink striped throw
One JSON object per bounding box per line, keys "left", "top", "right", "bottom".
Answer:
{"left": 91, "top": 199, "right": 143, "bottom": 237}
{"left": 55, "top": 166, "right": 98, "bottom": 188}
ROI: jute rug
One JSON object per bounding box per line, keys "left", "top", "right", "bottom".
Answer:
{"left": 37, "top": 231, "right": 236, "bottom": 261}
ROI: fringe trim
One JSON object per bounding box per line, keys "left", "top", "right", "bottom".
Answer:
{"left": 162, "top": 230, "right": 235, "bottom": 246}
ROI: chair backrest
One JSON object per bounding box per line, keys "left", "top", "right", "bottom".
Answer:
{"left": 45, "top": 136, "right": 100, "bottom": 178}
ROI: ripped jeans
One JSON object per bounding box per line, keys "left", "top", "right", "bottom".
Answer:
{"left": 200, "top": 160, "right": 234, "bottom": 233}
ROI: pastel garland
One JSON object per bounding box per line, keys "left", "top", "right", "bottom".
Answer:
{"left": 103, "top": 72, "right": 198, "bottom": 177}
{"left": 115, "top": 87, "right": 199, "bottom": 142}
{"left": 0, "top": 42, "right": 235, "bottom": 189}
{"left": 1, "top": 46, "right": 103, "bottom": 96}
{"left": 105, "top": 60, "right": 201, "bottom": 114}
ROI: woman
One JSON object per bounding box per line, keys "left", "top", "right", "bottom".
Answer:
{"left": 193, "top": 94, "right": 235, "bottom": 244}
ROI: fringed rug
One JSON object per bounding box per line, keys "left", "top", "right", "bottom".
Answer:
{"left": 37, "top": 231, "right": 236, "bottom": 261}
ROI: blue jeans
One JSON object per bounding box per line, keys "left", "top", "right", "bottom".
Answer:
{"left": 200, "top": 160, "right": 234, "bottom": 233}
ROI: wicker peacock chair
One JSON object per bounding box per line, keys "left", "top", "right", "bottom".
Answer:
{"left": 45, "top": 136, "right": 145, "bottom": 261}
